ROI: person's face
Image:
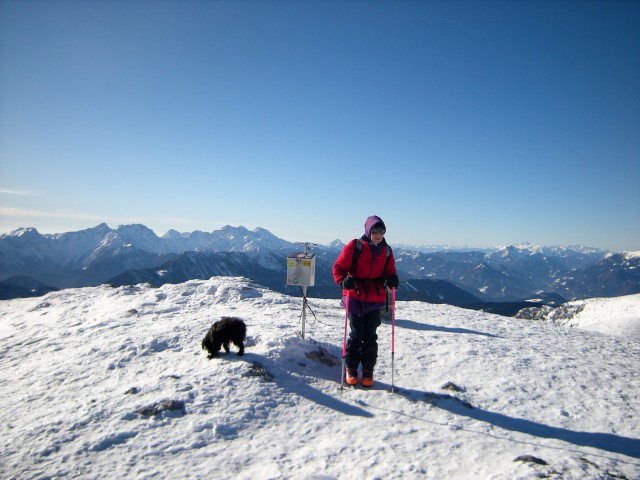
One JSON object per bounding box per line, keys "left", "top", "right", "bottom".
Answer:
{"left": 370, "top": 227, "right": 385, "bottom": 244}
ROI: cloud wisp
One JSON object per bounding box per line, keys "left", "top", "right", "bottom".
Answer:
{"left": 0, "top": 188, "right": 41, "bottom": 196}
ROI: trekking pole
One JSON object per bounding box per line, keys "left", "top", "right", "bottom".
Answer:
{"left": 390, "top": 287, "right": 396, "bottom": 393}
{"left": 340, "top": 294, "right": 349, "bottom": 390}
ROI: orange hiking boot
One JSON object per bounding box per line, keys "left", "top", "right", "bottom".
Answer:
{"left": 345, "top": 368, "right": 358, "bottom": 386}
{"left": 361, "top": 369, "right": 374, "bottom": 387}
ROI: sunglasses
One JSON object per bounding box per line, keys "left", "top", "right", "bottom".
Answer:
{"left": 370, "top": 228, "right": 386, "bottom": 235}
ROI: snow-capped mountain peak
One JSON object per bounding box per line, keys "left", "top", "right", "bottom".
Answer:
{"left": 327, "top": 239, "right": 345, "bottom": 250}
{"left": 7, "top": 226, "right": 42, "bottom": 238}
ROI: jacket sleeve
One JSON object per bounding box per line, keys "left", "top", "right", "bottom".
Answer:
{"left": 332, "top": 240, "right": 356, "bottom": 286}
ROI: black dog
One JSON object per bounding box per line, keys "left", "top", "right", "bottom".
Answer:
{"left": 202, "top": 316, "right": 246, "bottom": 358}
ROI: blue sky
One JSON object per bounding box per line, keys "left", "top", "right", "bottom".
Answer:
{"left": 1, "top": 0, "right": 639, "bottom": 251}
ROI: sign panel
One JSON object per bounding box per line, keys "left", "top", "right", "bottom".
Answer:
{"left": 286, "top": 252, "right": 316, "bottom": 286}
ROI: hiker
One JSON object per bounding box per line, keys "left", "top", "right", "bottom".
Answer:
{"left": 333, "top": 215, "right": 399, "bottom": 387}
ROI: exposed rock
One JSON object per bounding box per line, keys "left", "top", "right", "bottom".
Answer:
{"left": 513, "top": 455, "right": 548, "bottom": 465}
{"left": 242, "top": 361, "right": 274, "bottom": 381}
{"left": 135, "top": 399, "right": 186, "bottom": 417}
{"left": 305, "top": 347, "right": 339, "bottom": 367}
{"left": 441, "top": 381, "right": 464, "bottom": 392}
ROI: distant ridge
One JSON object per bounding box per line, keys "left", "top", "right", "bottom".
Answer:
{"left": 0, "top": 275, "right": 58, "bottom": 300}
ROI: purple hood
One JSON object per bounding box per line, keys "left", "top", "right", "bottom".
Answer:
{"left": 364, "top": 215, "right": 386, "bottom": 238}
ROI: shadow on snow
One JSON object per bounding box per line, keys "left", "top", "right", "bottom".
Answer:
{"left": 235, "top": 352, "right": 374, "bottom": 418}
{"left": 388, "top": 387, "right": 640, "bottom": 460}
{"left": 393, "top": 318, "right": 500, "bottom": 338}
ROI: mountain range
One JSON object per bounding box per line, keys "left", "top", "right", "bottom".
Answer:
{"left": 1, "top": 224, "right": 639, "bottom": 315}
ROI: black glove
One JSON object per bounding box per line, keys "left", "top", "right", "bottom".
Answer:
{"left": 341, "top": 276, "right": 356, "bottom": 290}
{"left": 384, "top": 274, "right": 399, "bottom": 288}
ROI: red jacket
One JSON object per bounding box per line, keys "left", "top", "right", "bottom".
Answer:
{"left": 333, "top": 239, "right": 397, "bottom": 303}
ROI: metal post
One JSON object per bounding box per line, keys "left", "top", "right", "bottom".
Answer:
{"left": 300, "top": 242, "right": 309, "bottom": 339}
{"left": 301, "top": 284, "right": 307, "bottom": 339}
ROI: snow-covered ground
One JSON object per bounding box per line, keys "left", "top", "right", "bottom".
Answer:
{"left": 1, "top": 277, "right": 639, "bottom": 479}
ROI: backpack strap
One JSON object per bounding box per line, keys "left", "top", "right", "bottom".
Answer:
{"left": 382, "top": 244, "right": 391, "bottom": 275}
{"left": 351, "top": 239, "right": 391, "bottom": 275}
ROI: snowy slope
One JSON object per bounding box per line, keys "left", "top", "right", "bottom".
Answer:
{"left": 554, "top": 295, "right": 640, "bottom": 340}
{"left": 517, "top": 294, "right": 640, "bottom": 341}
{"left": 1, "top": 278, "right": 639, "bottom": 480}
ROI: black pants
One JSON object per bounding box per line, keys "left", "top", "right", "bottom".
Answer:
{"left": 346, "top": 308, "right": 382, "bottom": 371}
